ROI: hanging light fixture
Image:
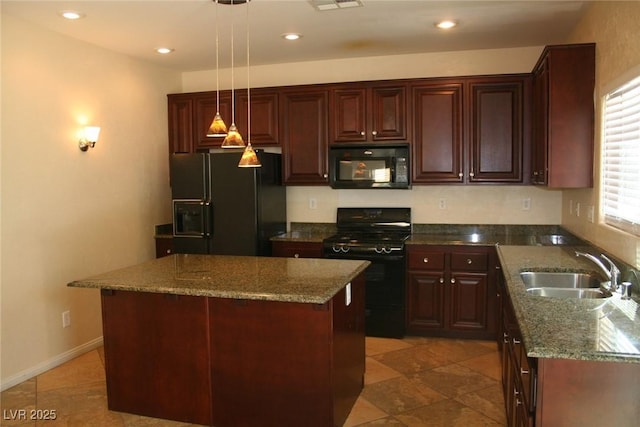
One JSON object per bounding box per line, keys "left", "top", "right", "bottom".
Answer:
{"left": 207, "top": 0, "right": 228, "bottom": 138}
{"left": 238, "top": 0, "right": 261, "bottom": 167}
{"left": 221, "top": 0, "right": 245, "bottom": 148}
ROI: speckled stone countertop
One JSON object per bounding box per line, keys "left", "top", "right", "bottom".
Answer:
{"left": 68, "top": 254, "right": 370, "bottom": 305}
{"left": 497, "top": 245, "right": 640, "bottom": 363}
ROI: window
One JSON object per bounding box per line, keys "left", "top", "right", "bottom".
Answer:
{"left": 602, "top": 75, "right": 640, "bottom": 236}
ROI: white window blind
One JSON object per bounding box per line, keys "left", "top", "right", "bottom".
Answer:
{"left": 602, "top": 75, "right": 640, "bottom": 236}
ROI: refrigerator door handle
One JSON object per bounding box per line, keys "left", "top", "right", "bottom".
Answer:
{"left": 204, "top": 201, "right": 213, "bottom": 237}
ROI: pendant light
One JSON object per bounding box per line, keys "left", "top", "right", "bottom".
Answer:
{"left": 207, "top": 0, "right": 228, "bottom": 138}
{"left": 221, "top": 0, "right": 245, "bottom": 148}
{"left": 238, "top": 0, "right": 261, "bottom": 167}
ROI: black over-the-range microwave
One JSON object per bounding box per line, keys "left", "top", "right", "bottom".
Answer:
{"left": 329, "top": 143, "right": 411, "bottom": 189}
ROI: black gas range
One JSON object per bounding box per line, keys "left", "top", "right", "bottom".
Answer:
{"left": 323, "top": 208, "right": 411, "bottom": 338}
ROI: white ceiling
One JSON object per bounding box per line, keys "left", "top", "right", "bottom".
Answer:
{"left": 2, "top": 0, "right": 589, "bottom": 72}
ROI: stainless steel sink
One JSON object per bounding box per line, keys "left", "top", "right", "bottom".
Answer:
{"left": 526, "top": 287, "right": 612, "bottom": 299}
{"left": 520, "top": 271, "right": 612, "bottom": 300}
{"left": 520, "top": 271, "right": 604, "bottom": 289}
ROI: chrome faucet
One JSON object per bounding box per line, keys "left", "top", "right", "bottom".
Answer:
{"left": 575, "top": 251, "right": 621, "bottom": 291}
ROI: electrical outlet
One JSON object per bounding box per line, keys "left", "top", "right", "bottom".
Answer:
{"left": 588, "top": 205, "right": 595, "bottom": 223}
{"left": 569, "top": 200, "right": 574, "bottom": 215}
{"left": 522, "top": 198, "right": 531, "bottom": 211}
{"left": 62, "top": 310, "right": 71, "bottom": 328}
{"left": 575, "top": 202, "right": 581, "bottom": 217}
{"left": 438, "top": 199, "right": 446, "bottom": 209}
{"left": 309, "top": 198, "right": 317, "bottom": 210}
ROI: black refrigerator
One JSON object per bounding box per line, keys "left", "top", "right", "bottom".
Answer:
{"left": 170, "top": 151, "right": 286, "bottom": 256}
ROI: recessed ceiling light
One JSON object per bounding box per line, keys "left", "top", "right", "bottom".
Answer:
{"left": 282, "top": 33, "right": 302, "bottom": 41}
{"left": 59, "top": 10, "right": 85, "bottom": 20}
{"left": 436, "top": 20, "right": 457, "bottom": 30}
{"left": 156, "top": 47, "right": 175, "bottom": 55}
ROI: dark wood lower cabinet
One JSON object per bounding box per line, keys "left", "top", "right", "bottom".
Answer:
{"left": 406, "top": 245, "right": 497, "bottom": 339}
{"left": 498, "top": 273, "right": 640, "bottom": 426}
{"left": 100, "top": 274, "right": 365, "bottom": 427}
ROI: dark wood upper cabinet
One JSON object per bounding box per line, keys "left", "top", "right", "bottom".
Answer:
{"left": 331, "top": 83, "right": 408, "bottom": 143}
{"left": 167, "top": 94, "right": 194, "bottom": 154}
{"left": 411, "top": 75, "right": 530, "bottom": 184}
{"left": 235, "top": 89, "right": 279, "bottom": 146}
{"left": 467, "top": 76, "right": 531, "bottom": 184}
{"left": 411, "top": 80, "right": 465, "bottom": 183}
{"left": 279, "top": 86, "right": 329, "bottom": 185}
{"left": 531, "top": 43, "right": 595, "bottom": 188}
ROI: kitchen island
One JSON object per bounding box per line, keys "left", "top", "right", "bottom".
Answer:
{"left": 68, "top": 254, "right": 370, "bottom": 427}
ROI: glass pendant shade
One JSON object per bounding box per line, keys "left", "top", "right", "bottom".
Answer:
{"left": 238, "top": 143, "right": 261, "bottom": 167}
{"left": 221, "top": 123, "right": 245, "bottom": 148}
{"left": 207, "top": 112, "right": 228, "bottom": 137}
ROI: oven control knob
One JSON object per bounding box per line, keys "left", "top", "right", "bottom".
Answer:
{"left": 332, "top": 245, "right": 341, "bottom": 253}
{"left": 341, "top": 246, "right": 350, "bottom": 253}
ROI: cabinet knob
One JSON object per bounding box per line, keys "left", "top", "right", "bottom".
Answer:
{"left": 360, "top": 131, "right": 366, "bottom": 136}
{"left": 323, "top": 173, "right": 328, "bottom": 179}
{"left": 469, "top": 171, "right": 475, "bottom": 178}
{"left": 458, "top": 172, "right": 463, "bottom": 179}
{"left": 467, "top": 258, "right": 472, "bottom": 264}
{"left": 450, "top": 278, "right": 456, "bottom": 284}
{"left": 294, "top": 253, "right": 300, "bottom": 258}
{"left": 372, "top": 130, "right": 378, "bottom": 136}
{"left": 439, "top": 277, "right": 444, "bottom": 283}
{"left": 423, "top": 257, "right": 429, "bottom": 263}
{"left": 166, "top": 249, "right": 172, "bottom": 254}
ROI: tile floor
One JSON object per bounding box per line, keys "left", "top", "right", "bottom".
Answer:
{"left": 1, "top": 336, "right": 505, "bottom": 426}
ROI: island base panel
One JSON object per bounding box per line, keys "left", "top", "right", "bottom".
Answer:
{"left": 100, "top": 290, "right": 212, "bottom": 425}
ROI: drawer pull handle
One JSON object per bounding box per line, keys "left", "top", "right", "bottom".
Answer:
{"left": 521, "top": 368, "right": 529, "bottom": 375}
{"left": 513, "top": 338, "right": 521, "bottom": 345}
{"left": 423, "top": 257, "right": 429, "bottom": 263}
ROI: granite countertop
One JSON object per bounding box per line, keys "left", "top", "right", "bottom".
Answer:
{"left": 68, "top": 254, "right": 370, "bottom": 305}
{"left": 497, "top": 245, "right": 640, "bottom": 363}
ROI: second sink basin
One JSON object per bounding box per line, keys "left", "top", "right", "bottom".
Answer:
{"left": 520, "top": 271, "right": 604, "bottom": 289}
{"left": 526, "top": 287, "right": 612, "bottom": 299}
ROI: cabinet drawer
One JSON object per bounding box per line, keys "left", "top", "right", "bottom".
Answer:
{"left": 408, "top": 250, "right": 445, "bottom": 270}
{"left": 451, "top": 252, "right": 488, "bottom": 271}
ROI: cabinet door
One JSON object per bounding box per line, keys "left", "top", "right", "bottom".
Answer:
{"left": 412, "top": 82, "right": 464, "bottom": 183}
{"left": 406, "top": 272, "right": 446, "bottom": 331}
{"left": 235, "top": 89, "right": 279, "bottom": 146}
{"left": 280, "top": 88, "right": 329, "bottom": 185}
{"left": 194, "top": 92, "right": 232, "bottom": 151}
{"left": 168, "top": 95, "right": 194, "bottom": 153}
{"left": 448, "top": 272, "right": 488, "bottom": 331}
{"left": 468, "top": 77, "right": 530, "bottom": 184}
{"left": 332, "top": 86, "right": 367, "bottom": 143}
{"left": 272, "top": 241, "right": 323, "bottom": 258}
{"left": 370, "top": 85, "right": 408, "bottom": 141}
{"left": 532, "top": 59, "right": 549, "bottom": 185}
{"left": 532, "top": 44, "right": 595, "bottom": 188}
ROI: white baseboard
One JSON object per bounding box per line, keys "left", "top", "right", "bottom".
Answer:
{"left": 0, "top": 336, "right": 104, "bottom": 392}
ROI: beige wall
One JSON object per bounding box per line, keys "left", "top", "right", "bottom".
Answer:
{"left": 184, "top": 46, "right": 564, "bottom": 227}
{"left": 562, "top": 1, "right": 640, "bottom": 267}
{"left": 1, "top": 14, "right": 180, "bottom": 388}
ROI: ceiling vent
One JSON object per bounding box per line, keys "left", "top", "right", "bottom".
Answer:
{"left": 309, "top": 0, "right": 363, "bottom": 11}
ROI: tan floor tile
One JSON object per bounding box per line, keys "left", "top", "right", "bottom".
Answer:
{"left": 0, "top": 378, "right": 37, "bottom": 426}
{"left": 455, "top": 384, "right": 506, "bottom": 425}
{"left": 366, "top": 337, "right": 414, "bottom": 356}
{"left": 37, "top": 350, "right": 106, "bottom": 392}
{"left": 410, "top": 364, "right": 500, "bottom": 399}
{"left": 458, "top": 351, "right": 502, "bottom": 381}
{"left": 361, "top": 376, "right": 445, "bottom": 416}
{"left": 343, "top": 395, "right": 389, "bottom": 427}
{"left": 365, "top": 357, "right": 403, "bottom": 385}
{"left": 371, "top": 344, "right": 452, "bottom": 375}
{"left": 395, "top": 399, "right": 503, "bottom": 426}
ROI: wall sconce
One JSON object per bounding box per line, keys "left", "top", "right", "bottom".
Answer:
{"left": 79, "top": 126, "right": 101, "bottom": 151}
